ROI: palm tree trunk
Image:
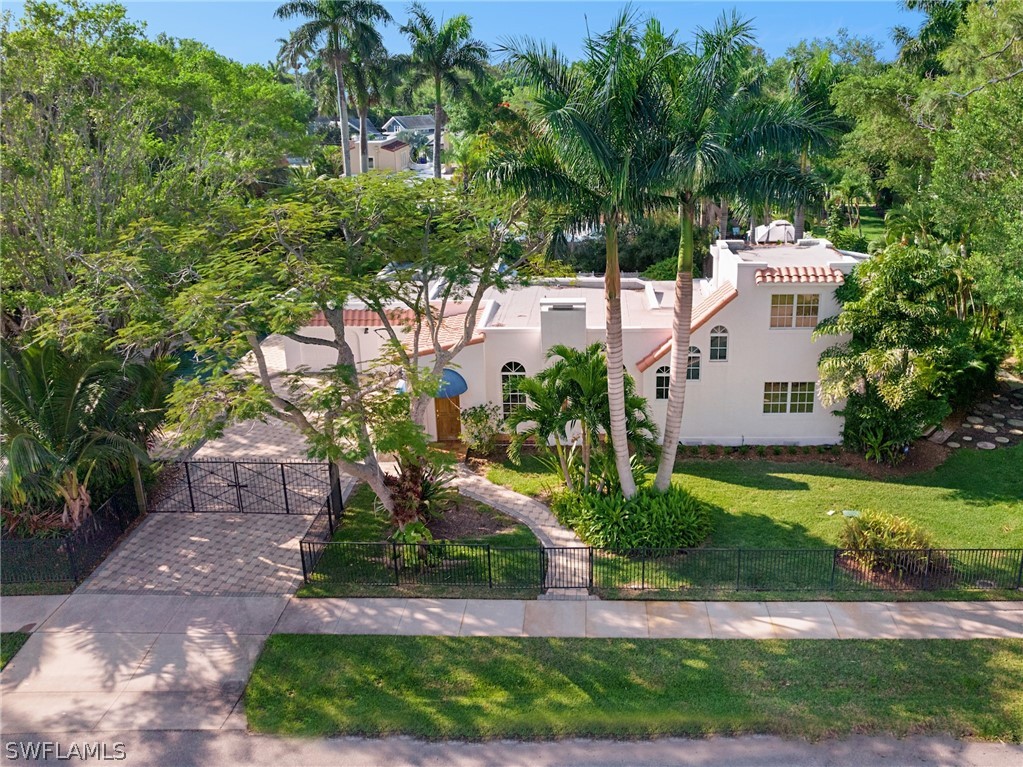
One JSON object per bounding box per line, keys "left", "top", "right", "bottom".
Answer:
{"left": 654, "top": 200, "right": 695, "bottom": 491}
{"left": 130, "top": 454, "right": 147, "bottom": 515}
{"left": 794, "top": 204, "right": 806, "bottom": 240}
{"left": 604, "top": 222, "right": 637, "bottom": 499}
{"left": 334, "top": 59, "right": 354, "bottom": 177}
{"left": 359, "top": 108, "right": 370, "bottom": 174}
{"left": 433, "top": 77, "right": 443, "bottom": 179}
{"left": 718, "top": 199, "right": 729, "bottom": 241}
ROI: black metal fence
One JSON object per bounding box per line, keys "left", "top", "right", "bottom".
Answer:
{"left": 155, "top": 460, "right": 337, "bottom": 515}
{"left": 1, "top": 483, "right": 145, "bottom": 586}
{"left": 300, "top": 541, "right": 1023, "bottom": 594}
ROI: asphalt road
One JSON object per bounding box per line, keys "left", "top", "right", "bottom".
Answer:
{"left": 2, "top": 732, "right": 1021, "bottom": 767}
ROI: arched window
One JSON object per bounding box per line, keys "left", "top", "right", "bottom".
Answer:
{"left": 655, "top": 366, "right": 670, "bottom": 400}
{"left": 710, "top": 325, "right": 728, "bottom": 361}
{"left": 501, "top": 361, "right": 527, "bottom": 418}
{"left": 687, "top": 346, "right": 701, "bottom": 381}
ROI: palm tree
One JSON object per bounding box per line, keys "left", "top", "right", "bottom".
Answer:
{"left": 651, "top": 15, "right": 830, "bottom": 490}
{"left": 396, "top": 2, "right": 489, "bottom": 179}
{"left": 1, "top": 344, "right": 171, "bottom": 528}
{"left": 275, "top": 0, "right": 392, "bottom": 176}
{"left": 344, "top": 42, "right": 397, "bottom": 172}
{"left": 489, "top": 12, "right": 669, "bottom": 498}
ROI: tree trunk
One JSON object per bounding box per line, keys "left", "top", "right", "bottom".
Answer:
{"left": 654, "top": 200, "right": 695, "bottom": 491}
{"left": 794, "top": 204, "right": 806, "bottom": 240}
{"left": 129, "top": 454, "right": 147, "bottom": 515}
{"left": 718, "top": 199, "right": 729, "bottom": 241}
{"left": 604, "top": 222, "right": 637, "bottom": 499}
{"left": 334, "top": 59, "right": 354, "bottom": 176}
{"left": 433, "top": 77, "right": 443, "bottom": 179}
{"left": 359, "top": 107, "right": 370, "bottom": 174}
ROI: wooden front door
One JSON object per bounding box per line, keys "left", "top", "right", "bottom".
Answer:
{"left": 434, "top": 396, "right": 462, "bottom": 442}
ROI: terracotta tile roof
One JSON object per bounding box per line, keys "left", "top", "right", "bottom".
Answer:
{"left": 379, "top": 138, "right": 409, "bottom": 152}
{"left": 636, "top": 282, "right": 739, "bottom": 372}
{"left": 754, "top": 266, "right": 845, "bottom": 285}
{"left": 404, "top": 308, "right": 488, "bottom": 357}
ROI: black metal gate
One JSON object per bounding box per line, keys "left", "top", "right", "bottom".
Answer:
{"left": 155, "top": 460, "right": 339, "bottom": 515}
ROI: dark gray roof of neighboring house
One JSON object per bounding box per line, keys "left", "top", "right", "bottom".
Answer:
{"left": 309, "top": 115, "right": 381, "bottom": 136}
{"left": 382, "top": 114, "right": 435, "bottom": 132}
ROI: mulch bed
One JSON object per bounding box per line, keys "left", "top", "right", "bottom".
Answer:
{"left": 427, "top": 497, "right": 521, "bottom": 540}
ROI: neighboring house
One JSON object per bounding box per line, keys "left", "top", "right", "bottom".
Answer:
{"left": 381, "top": 114, "right": 435, "bottom": 134}
{"left": 347, "top": 137, "right": 411, "bottom": 173}
{"left": 281, "top": 238, "right": 868, "bottom": 445}
{"left": 310, "top": 115, "right": 382, "bottom": 138}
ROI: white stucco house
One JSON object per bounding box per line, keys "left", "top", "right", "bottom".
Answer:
{"left": 281, "top": 238, "right": 868, "bottom": 446}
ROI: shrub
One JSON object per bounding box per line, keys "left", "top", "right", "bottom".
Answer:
{"left": 839, "top": 510, "right": 947, "bottom": 577}
{"left": 460, "top": 402, "right": 503, "bottom": 456}
{"left": 786, "top": 445, "right": 798, "bottom": 455}
{"left": 755, "top": 445, "right": 767, "bottom": 457}
{"left": 738, "top": 445, "right": 751, "bottom": 456}
{"left": 384, "top": 456, "right": 456, "bottom": 526}
{"left": 771, "top": 445, "right": 783, "bottom": 456}
{"left": 706, "top": 444, "right": 720, "bottom": 456}
{"left": 550, "top": 486, "right": 713, "bottom": 551}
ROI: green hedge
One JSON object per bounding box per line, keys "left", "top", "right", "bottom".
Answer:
{"left": 551, "top": 485, "right": 713, "bottom": 551}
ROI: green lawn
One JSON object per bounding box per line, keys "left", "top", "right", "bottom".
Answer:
{"left": 247, "top": 635, "right": 1023, "bottom": 741}
{"left": 298, "top": 484, "right": 541, "bottom": 598}
{"left": 489, "top": 446, "right": 1023, "bottom": 550}
{"left": 1, "top": 632, "right": 29, "bottom": 670}
{"left": 858, "top": 207, "right": 887, "bottom": 243}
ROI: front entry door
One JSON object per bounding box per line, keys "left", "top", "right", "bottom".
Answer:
{"left": 435, "top": 396, "right": 462, "bottom": 441}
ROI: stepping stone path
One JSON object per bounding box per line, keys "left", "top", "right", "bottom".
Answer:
{"left": 937, "top": 385, "right": 1023, "bottom": 451}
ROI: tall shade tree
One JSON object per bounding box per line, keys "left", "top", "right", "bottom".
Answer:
{"left": 275, "top": 0, "right": 392, "bottom": 176}
{"left": 490, "top": 12, "right": 670, "bottom": 498}
{"left": 652, "top": 15, "right": 828, "bottom": 490}
{"left": 397, "top": 2, "right": 490, "bottom": 178}
{"left": 1, "top": 344, "right": 171, "bottom": 528}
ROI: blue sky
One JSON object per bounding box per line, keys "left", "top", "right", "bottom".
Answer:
{"left": 7, "top": 1, "right": 923, "bottom": 65}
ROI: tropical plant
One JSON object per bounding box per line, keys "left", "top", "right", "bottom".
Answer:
{"left": 382, "top": 454, "right": 455, "bottom": 528}
{"left": 550, "top": 485, "right": 712, "bottom": 551}
{"left": 396, "top": 2, "right": 490, "bottom": 178}
{"left": 840, "top": 510, "right": 946, "bottom": 578}
{"left": 651, "top": 14, "right": 832, "bottom": 491}
{"left": 275, "top": 0, "right": 393, "bottom": 177}
{"left": 490, "top": 12, "right": 669, "bottom": 498}
{"left": 343, "top": 40, "right": 398, "bottom": 173}
{"left": 459, "top": 402, "right": 503, "bottom": 457}
{"left": 0, "top": 344, "right": 172, "bottom": 530}
{"left": 505, "top": 343, "right": 658, "bottom": 494}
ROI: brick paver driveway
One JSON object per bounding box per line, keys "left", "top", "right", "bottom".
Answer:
{"left": 79, "top": 512, "right": 316, "bottom": 596}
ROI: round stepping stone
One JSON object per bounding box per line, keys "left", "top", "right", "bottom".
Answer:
{"left": 966, "top": 416, "right": 984, "bottom": 424}
{"left": 993, "top": 393, "right": 1004, "bottom": 399}
{"left": 962, "top": 435, "right": 973, "bottom": 441}
{"left": 1008, "top": 419, "right": 1023, "bottom": 427}
{"left": 983, "top": 426, "right": 998, "bottom": 433}
{"left": 1011, "top": 404, "right": 1023, "bottom": 410}
{"left": 992, "top": 413, "right": 1006, "bottom": 420}
{"left": 977, "top": 441, "right": 997, "bottom": 450}
{"left": 973, "top": 424, "right": 985, "bottom": 430}
{"left": 1010, "top": 429, "right": 1023, "bottom": 436}
{"left": 947, "top": 441, "right": 961, "bottom": 449}
{"left": 995, "top": 437, "right": 1010, "bottom": 444}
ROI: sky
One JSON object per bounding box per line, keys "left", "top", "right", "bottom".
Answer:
{"left": 5, "top": 1, "right": 925, "bottom": 65}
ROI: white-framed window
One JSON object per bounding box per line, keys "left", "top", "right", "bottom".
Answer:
{"left": 367, "top": 157, "right": 375, "bottom": 169}
{"left": 501, "top": 361, "right": 526, "bottom": 418}
{"left": 763, "top": 381, "right": 816, "bottom": 413}
{"left": 770, "top": 294, "right": 819, "bottom": 328}
{"left": 709, "top": 325, "right": 728, "bottom": 361}
{"left": 686, "top": 346, "right": 701, "bottom": 381}
{"left": 655, "top": 366, "right": 670, "bottom": 400}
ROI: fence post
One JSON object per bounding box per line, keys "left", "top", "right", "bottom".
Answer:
{"left": 1016, "top": 549, "right": 1023, "bottom": 590}
{"left": 641, "top": 549, "right": 647, "bottom": 590}
{"left": 589, "top": 547, "right": 594, "bottom": 590}
{"left": 923, "top": 549, "right": 933, "bottom": 590}
{"left": 300, "top": 541, "right": 308, "bottom": 582}
{"left": 280, "top": 464, "right": 291, "bottom": 515}
{"left": 232, "top": 462, "right": 245, "bottom": 513}
{"left": 65, "top": 534, "right": 80, "bottom": 584}
{"left": 830, "top": 549, "right": 838, "bottom": 591}
{"left": 392, "top": 542, "right": 401, "bottom": 585}
{"left": 487, "top": 545, "right": 493, "bottom": 589}
{"left": 184, "top": 462, "right": 196, "bottom": 512}
{"left": 327, "top": 462, "right": 344, "bottom": 528}
{"left": 540, "top": 548, "right": 548, "bottom": 591}
{"left": 735, "top": 549, "right": 742, "bottom": 591}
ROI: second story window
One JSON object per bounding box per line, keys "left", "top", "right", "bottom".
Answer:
{"left": 655, "top": 366, "right": 670, "bottom": 400}
{"left": 686, "top": 347, "right": 701, "bottom": 381}
{"left": 771, "top": 294, "right": 819, "bottom": 328}
{"left": 709, "top": 326, "right": 728, "bottom": 361}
